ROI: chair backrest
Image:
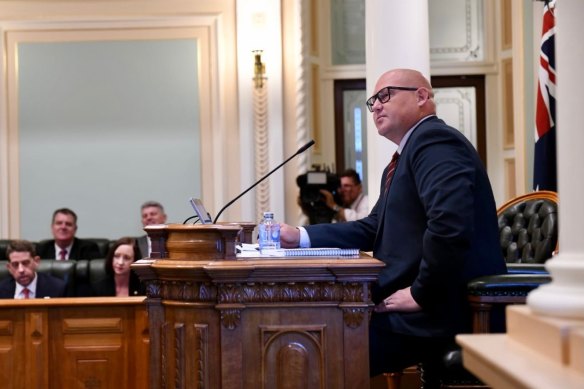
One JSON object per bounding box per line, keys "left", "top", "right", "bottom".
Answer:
{"left": 0, "top": 240, "right": 11, "bottom": 260}
{"left": 497, "top": 190, "right": 558, "bottom": 264}
{"left": 75, "top": 258, "right": 107, "bottom": 296}
{"left": 83, "top": 238, "right": 112, "bottom": 258}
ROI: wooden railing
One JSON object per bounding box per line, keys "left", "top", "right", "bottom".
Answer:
{"left": 0, "top": 297, "right": 148, "bottom": 389}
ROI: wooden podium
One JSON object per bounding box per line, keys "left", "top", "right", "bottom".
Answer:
{"left": 132, "top": 224, "right": 384, "bottom": 389}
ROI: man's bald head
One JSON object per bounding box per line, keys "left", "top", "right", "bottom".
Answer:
{"left": 370, "top": 69, "right": 436, "bottom": 144}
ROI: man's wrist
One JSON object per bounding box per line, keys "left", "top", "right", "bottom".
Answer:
{"left": 332, "top": 204, "right": 341, "bottom": 213}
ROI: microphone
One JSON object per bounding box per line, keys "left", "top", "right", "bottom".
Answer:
{"left": 213, "top": 139, "right": 315, "bottom": 223}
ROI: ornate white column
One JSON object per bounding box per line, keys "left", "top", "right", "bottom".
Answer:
{"left": 253, "top": 51, "right": 270, "bottom": 221}
{"left": 527, "top": 0, "right": 584, "bottom": 318}
{"left": 364, "top": 0, "right": 430, "bottom": 204}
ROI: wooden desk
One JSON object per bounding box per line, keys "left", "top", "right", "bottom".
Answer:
{"left": 0, "top": 297, "right": 148, "bottom": 389}
{"left": 133, "top": 255, "right": 384, "bottom": 389}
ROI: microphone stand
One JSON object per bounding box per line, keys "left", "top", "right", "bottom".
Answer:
{"left": 213, "top": 140, "right": 315, "bottom": 223}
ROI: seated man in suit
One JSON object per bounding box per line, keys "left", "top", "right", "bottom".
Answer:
{"left": 137, "top": 201, "right": 167, "bottom": 258}
{"left": 0, "top": 240, "right": 66, "bottom": 299}
{"left": 35, "top": 208, "right": 101, "bottom": 260}
{"left": 280, "top": 68, "right": 506, "bottom": 385}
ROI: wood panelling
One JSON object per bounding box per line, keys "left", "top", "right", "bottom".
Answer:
{"left": 505, "top": 157, "right": 517, "bottom": 200}
{"left": 501, "top": 0, "right": 513, "bottom": 50}
{"left": 0, "top": 297, "right": 148, "bottom": 389}
{"left": 502, "top": 58, "right": 515, "bottom": 149}
{"left": 133, "top": 255, "right": 384, "bottom": 389}
{"left": 261, "top": 322, "right": 327, "bottom": 388}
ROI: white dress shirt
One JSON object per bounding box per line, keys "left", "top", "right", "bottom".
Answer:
{"left": 55, "top": 242, "right": 73, "bottom": 260}
{"left": 15, "top": 274, "right": 38, "bottom": 299}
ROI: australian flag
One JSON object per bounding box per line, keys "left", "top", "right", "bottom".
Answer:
{"left": 533, "top": 0, "right": 556, "bottom": 191}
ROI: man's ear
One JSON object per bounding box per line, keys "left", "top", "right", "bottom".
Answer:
{"left": 416, "top": 87, "right": 430, "bottom": 104}
{"left": 31, "top": 256, "right": 41, "bottom": 271}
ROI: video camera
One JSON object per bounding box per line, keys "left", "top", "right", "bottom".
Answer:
{"left": 296, "top": 168, "right": 341, "bottom": 224}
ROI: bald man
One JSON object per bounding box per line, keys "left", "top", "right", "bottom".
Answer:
{"left": 280, "top": 69, "right": 506, "bottom": 382}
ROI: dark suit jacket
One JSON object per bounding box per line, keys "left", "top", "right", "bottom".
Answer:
{"left": 137, "top": 235, "right": 149, "bottom": 259}
{"left": 305, "top": 116, "right": 506, "bottom": 337}
{"left": 0, "top": 272, "right": 67, "bottom": 299}
{"left": 36, "top": 237, "right": 101, "bottom": 260}
{"left": 90, "top": 271, "right": 145, "bottom": 297}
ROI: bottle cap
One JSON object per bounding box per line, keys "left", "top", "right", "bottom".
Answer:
{"left": 263, "top": 211, "right": 274, "bottom": 218}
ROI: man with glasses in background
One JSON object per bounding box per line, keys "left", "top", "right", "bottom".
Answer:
{"left": 0, "top": 240, "right": 66, "bottom": 299}
{"left": 280, "top": 68, "right": 505, "bottom": 385}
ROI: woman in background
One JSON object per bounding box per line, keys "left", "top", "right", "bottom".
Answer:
{"left": 92, "top": 237, "right": 144, "bottom": 296}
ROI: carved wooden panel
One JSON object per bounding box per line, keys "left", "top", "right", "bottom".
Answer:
{"left": 0, "top": 298, "right": 148, "bottom": 389}
{"left": 51, "top": 307, "right": 131, "bottom": 388}
{"left": 170, "top": 323, "right": 211, "bottom": 389}
{"left": 133, "top": 306, "right": 150, "bottom": 388}
{"left": 194, "top": 324, "right": 209, "bottom": 389}
{"left": 175, "top": 323, "right": 185, "bottom": 389}
{"left": 26, "top": 310, "right": 49, "bottom": 387}
{"left": 261, "top": 325, "right": 326, "bottom": 389}
{"left": 136, "top": 255, "right": 383, "bottom": 389}
{"left": 159, "top": 308, "right": 218, "bottom": 389}
{"left": 0, "top": 314, "right": 24, "bottom": 388}
{"left": 236, "top": 306, "right": 348, "bottom": 389}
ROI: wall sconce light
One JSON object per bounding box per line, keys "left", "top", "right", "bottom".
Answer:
{"left": 253, "top": 50, "right": 267, "bottom": 89}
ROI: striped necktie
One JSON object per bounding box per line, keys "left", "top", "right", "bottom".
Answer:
{"left": 384, "top": 152, "right": 400, "bottom": 194}
{"left": 59, "top": 249, "right": 67, "bottom": 260}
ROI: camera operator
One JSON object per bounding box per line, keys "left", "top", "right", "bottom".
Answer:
{"left": 296, "top": 169, "right": 340, "bottom": 224}
{"left": 320, "top": 169, "right": 369, "bottom": 222}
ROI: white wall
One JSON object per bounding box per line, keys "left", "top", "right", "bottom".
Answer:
{"left": 19, "top": 40, "right": 202, "bottom": 240}
{"left": 0, "top": 1, "right": 240, "bottom": 239}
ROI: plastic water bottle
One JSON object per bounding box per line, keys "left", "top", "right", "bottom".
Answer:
{"left": 258, "top": 211, "right": 281, "bottom": 253}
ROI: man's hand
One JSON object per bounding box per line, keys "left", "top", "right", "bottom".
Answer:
{"left": 319, "top": 189, "right": 337, "bottom": 210}
{"left": 279, "top": 224, "right": 301, "bottom": 248}
{"left": 373, "top": 287, "right": 421, "bottom": 313}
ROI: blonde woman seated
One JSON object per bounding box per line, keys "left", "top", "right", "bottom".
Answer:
{"left": 92, "top": 237, "right": 145, "bottom": 296}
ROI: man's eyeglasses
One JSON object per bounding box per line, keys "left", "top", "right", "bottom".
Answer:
{"left": 366, "top": 86, "right": 418, "bottom": 112}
